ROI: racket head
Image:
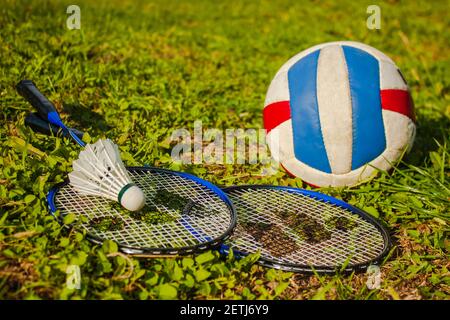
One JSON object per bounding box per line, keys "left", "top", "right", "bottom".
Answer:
{"left": 222, "top": 185, "right": 392, "bottom": 273}
{"left": 47, "top": 166, "right": 237, "bottom": 255}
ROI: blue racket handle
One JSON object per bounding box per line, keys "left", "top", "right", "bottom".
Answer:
{"left": 16, "top": 80, "right": 63, "bottom": 126}
{"left": 17, "top": 80, "right": 85, "bottom": 147}
{"left": 25, "top": 113, "right": 85, "bottom": 140}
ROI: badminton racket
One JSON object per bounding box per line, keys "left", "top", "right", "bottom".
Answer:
{"left": 220, "top": 185, "right": 391, "bottom": 273}
{"left": 17, "top": 80, "right": 237, "bottom": 256}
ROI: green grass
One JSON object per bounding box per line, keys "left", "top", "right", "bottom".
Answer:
{"left": 0, "top": 0, "right": 449, "bottom": 300}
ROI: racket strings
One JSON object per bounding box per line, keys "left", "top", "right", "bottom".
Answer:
{"left": 54, "top": 169, "right": 234, "bottom": 250}
{"left": 131, "top": 170, "right": 233, "bottom": 240}
{"left": 226, "top": 188, "right": 386, "bottom": 267}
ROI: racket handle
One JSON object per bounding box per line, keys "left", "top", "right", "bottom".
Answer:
{"left": 25, "top": 113, "right": 84, "bottom": 140}
{"left": 16, "top": 80, "right": 64, "bottom": 127}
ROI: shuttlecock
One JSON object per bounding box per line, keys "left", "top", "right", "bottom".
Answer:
{"left": 68, "top": 139, "right": 146, "bottom": 211}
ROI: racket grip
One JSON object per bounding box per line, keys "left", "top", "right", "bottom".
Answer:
{"left": 16, "top": 80, "right": 63, "bottom": 127}
{"left": 25, "top": 113, "right": 84, "bottom": 140}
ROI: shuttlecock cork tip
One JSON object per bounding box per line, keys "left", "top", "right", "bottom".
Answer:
{"left": 118, "top": 183, "right": 146, "bottom": 211}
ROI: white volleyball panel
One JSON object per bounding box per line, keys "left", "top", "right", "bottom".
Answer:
{"left": 382, "top": 110, "right": 416, "bottom": 155}
{"left": 282, "top": 151, "right": 392, "bottom": 188}
{"left": 266, "top": 119, "right": 295, "bottom": 163}
{"left": 264, "top": 71, "right": 290, "bottom": 106}
{"left": 379, "top": 60, "right": 408, "bottom": 90}
{"left": 316, "top": 45, "right": 353, "bottom": 174}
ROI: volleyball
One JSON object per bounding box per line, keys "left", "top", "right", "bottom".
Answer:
{"left": 264, "top": 41, "right": 416, "bottom": 187}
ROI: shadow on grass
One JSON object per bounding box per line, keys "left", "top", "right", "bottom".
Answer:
{"left": 405, "top": 110, "right": 449, "bottom": 166}
{"left": 62, "top": 103, "right": 111, "bottom": 134}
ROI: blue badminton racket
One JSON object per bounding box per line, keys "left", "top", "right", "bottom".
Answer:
{"left": 17, "top": 80, "right": 236, "bottom": 256}
{"left": 220, "top": 185, "right": 391, "bottom": 273}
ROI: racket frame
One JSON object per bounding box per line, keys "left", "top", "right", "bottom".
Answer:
{"left": 47, "top": 166, "right": 237, "bottom": 256}
{"left": 222, "top": 185, "right": 392, "bottom": 273}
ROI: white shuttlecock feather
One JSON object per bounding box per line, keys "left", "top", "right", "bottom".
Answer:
{"left": 68, "top": 139, "right": 146, "bottom": 211}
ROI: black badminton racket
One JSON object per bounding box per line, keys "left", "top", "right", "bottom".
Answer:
{"left": 17, "top": 80, "right": 237, "bottom": 256}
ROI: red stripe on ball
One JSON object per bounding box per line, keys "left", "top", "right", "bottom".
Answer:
{"left": 381, "top": 89, "right": 415, "bottom": 122}
{"left": 263, "top": 101, "right": 291, "bottom": 133}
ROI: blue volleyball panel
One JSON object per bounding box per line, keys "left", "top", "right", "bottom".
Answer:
{"left": 288, "top": 50, "right": 332, "bottom": 173}
{"left": 342, "top": 46, "right": 386, "bottom": 170}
